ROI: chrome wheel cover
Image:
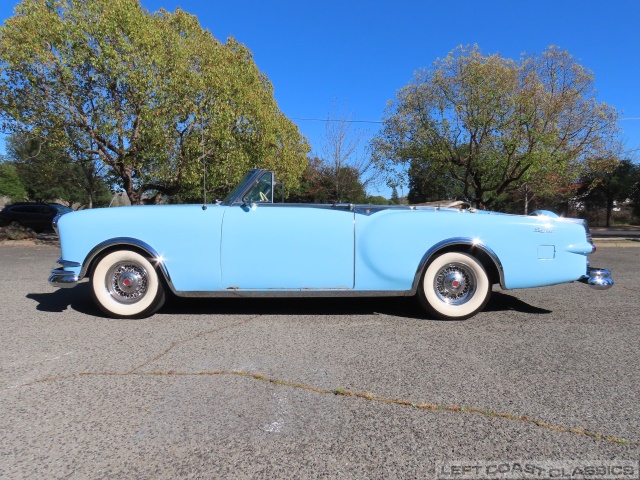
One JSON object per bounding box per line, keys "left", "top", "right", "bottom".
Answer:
{"left": 105, "top": 261, "right": 149, "bottom": 304}
{"left": 433, "top": 262, "right": 477, "bottom": 305}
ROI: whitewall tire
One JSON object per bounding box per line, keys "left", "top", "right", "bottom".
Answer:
{"left": 419, "top": 252, "right": 491, "bottom": 320}
{"left": 91, "top": 250, "right": 165, "bottom": 319}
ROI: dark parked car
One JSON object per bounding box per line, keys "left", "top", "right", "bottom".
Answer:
{"left": 0, "top": 202, "right": 73, "bottom": 231}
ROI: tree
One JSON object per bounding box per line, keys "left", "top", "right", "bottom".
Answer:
{"left": 631, "top": 173, "right": 640, "bottom": 221}
{"left": 365, "top": 195, "right": 389, "bottom": 205}
{"left": 371, "top": 45, "right": 621, "bottom": 210}
{"left": 318, "top": 100, "right": 381, "bottom": 201}
{"left": 390, "top": 186, "right": 400, "bottom": 204}
{"left": 7, "top": 134, "right": 70, "bottom": 202}
{"left": 406, "top": 157, "right": 465, "bottom": 204}
{"left": 0, "top": 158, "right": 27, "bottom": 201}
{"left": 287, "top": 157, "right": 367, "bottom": 203}
{"left": 7, "top": 133, "right": 111, "bottom": 207}
{"left": 577, "top": 158, "right": 637, "bottom": 226}
{"left": 0, "top": 0, "right": 309, "bottom": 205}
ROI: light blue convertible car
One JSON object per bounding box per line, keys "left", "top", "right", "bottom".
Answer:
{"left": 49, "top": 169, "right": 613, "bottom": 319}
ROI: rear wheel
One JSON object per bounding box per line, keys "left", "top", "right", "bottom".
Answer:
{"left": 418, "top": 252, "right": 491, "bottom": 320}
{"left": 91, "top": 250, "right": 165, "bottom": 319}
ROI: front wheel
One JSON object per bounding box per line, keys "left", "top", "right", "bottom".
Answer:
{"left": 91, "top": 250, "right": 165, "bottom": 319}
{"left": 418, "top": 252, "right": 491, "bottom": 320}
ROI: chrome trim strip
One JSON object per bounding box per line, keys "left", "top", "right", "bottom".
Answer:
{"left": 174, "top": 289, "right": 411, "bottom": 298}
{"left": 56, "top": 258, "right": 82, "bottom": 268}
{"left": 409, "top": 238, "right": 507, "bottom": 294}
{"left": 243, "top": 203, "right": 358, "bottom": 211}
{"left": 352, "top": 210, "right": 356, "bottom": 289}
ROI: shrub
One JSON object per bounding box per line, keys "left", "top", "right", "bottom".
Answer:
{"left": 0, "top": 224, "right": 37, "bottom": 241}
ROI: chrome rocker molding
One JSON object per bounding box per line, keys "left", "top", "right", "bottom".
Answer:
{"left": 175, "top": 289, "right": 410, "bottom": 298}
{"left": 579, "top": 267, "right": 614, "bottom": 290}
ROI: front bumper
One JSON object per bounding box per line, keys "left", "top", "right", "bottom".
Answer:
{"left": 579, "top": 267, "right": 614, "bottom": 290}
{"left": 49, "top": 259, "right": 82, "bottom": 288}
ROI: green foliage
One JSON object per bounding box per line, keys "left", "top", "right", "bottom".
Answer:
{"left": 0, "top": 0, "right": 309, "bottom": 205}
{"left": 407, "top": 158, "right": 466, "bottom": 204}
{"left": 365, "top": 195, "right": 390, "bottom": 205}
{"left": 287, "top": 157, "right": 367, "bottom": 203}
{"left": 0, "top": 160, "right": 27, "bottom": 201}
{"left": 390, "top": 187, "right": 400, "bottom": 204}
{"left": 8, "top": 134, "right": 70, "bottom": 202}
{"left": 6, "top": 133, "right": 112, "bottom": 207}
{"left": 631, "top": 176, "right": 640, "bottom": 221}
{"left": 577, "top": 158, "right": 638, "bottom": 226}
{"left": 371, "top": 45, "right": 621, "bottom": 209}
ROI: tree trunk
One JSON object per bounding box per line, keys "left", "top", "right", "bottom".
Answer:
{"left": 606, "top": 195, "right": 614, "bottom": 227}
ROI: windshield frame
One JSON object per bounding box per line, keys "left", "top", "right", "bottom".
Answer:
{"left": 221, "top": 169, "right": 275, "bottom": 206}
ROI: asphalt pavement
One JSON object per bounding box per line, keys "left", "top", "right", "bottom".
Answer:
{"left": 0, "top": 244, "right": 638, "bottom": 479}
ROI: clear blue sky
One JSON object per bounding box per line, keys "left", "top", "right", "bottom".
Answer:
{"left": 1, "top": 0, "right": 639, "bottom": 195}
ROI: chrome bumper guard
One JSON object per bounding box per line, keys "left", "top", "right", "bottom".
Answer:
{"left": 49, "top": 259, "right": 82, "bottom": 288}
{"left": 579, "top": 267, "right": 614, "bottom": 290}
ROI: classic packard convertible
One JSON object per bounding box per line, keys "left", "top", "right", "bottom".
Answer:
{"left": 49, "top": 169, "right": 613, "bottom": 319}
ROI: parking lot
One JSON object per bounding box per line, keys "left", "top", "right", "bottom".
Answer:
{"left": 1, "top": 243, "right": 639, "bottom": 479}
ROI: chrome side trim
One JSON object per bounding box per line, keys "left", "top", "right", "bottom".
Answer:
{"left": 174, "top": 289, "right": 411, "bottom": 298}
{"left": 409, "top": 238, "right": 506, "bottom": 294}
{"left": 56, "top": 258, "right": 81, "bottom": 268}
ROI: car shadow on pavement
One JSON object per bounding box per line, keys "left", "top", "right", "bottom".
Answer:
{"left": 161, "top": 290, "right": 552, "bottom": 319}
{"left": 162, "top": 295, "right": 429, "bottom": 319}
{"left": 26, "top": 286, "right": 552, "bottom": 320}
{"left": 484, "top": 291, "right": 552, "bottom": 315}
{"left": 27, "top": 283, "right": 100, "bottom": 317}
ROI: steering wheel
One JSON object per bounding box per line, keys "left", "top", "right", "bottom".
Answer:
{"left": 259, "top": 191, "right": 269, "bottom": 202}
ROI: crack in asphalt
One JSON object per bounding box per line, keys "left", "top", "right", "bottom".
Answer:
{"left": 12, "top": 317, "right": 639, "bottom": 448}
{"left": 125, "top": 316, "right": 261, "bottom": 374}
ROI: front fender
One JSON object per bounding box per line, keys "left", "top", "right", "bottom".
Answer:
{"left": 78, "top": 237, "right": 172, "bottom": 287}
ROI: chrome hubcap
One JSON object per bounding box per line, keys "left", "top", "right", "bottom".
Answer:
{"left": 106, "top": 262, "right": 148, "bottom": 304}
{"left": 433, "top": 263, "right": 476, "bottom": 305}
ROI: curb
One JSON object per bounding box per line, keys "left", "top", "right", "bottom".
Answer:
{"left": 592, "top": 238, "right": 640, "bottom": 248}
{"left": 0, "top": 239, "right": 59, "bottom": 247}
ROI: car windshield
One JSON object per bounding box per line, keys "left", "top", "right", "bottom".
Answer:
{"left": 242, "top": 172, "right": 273, "bottom": 204}
{"left": 222, "top": 171, "right": 256, "bottom": 204}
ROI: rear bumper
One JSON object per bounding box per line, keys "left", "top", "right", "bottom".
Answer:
{"left": 579, "top": 267, "right": 614, "bottom": 290}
